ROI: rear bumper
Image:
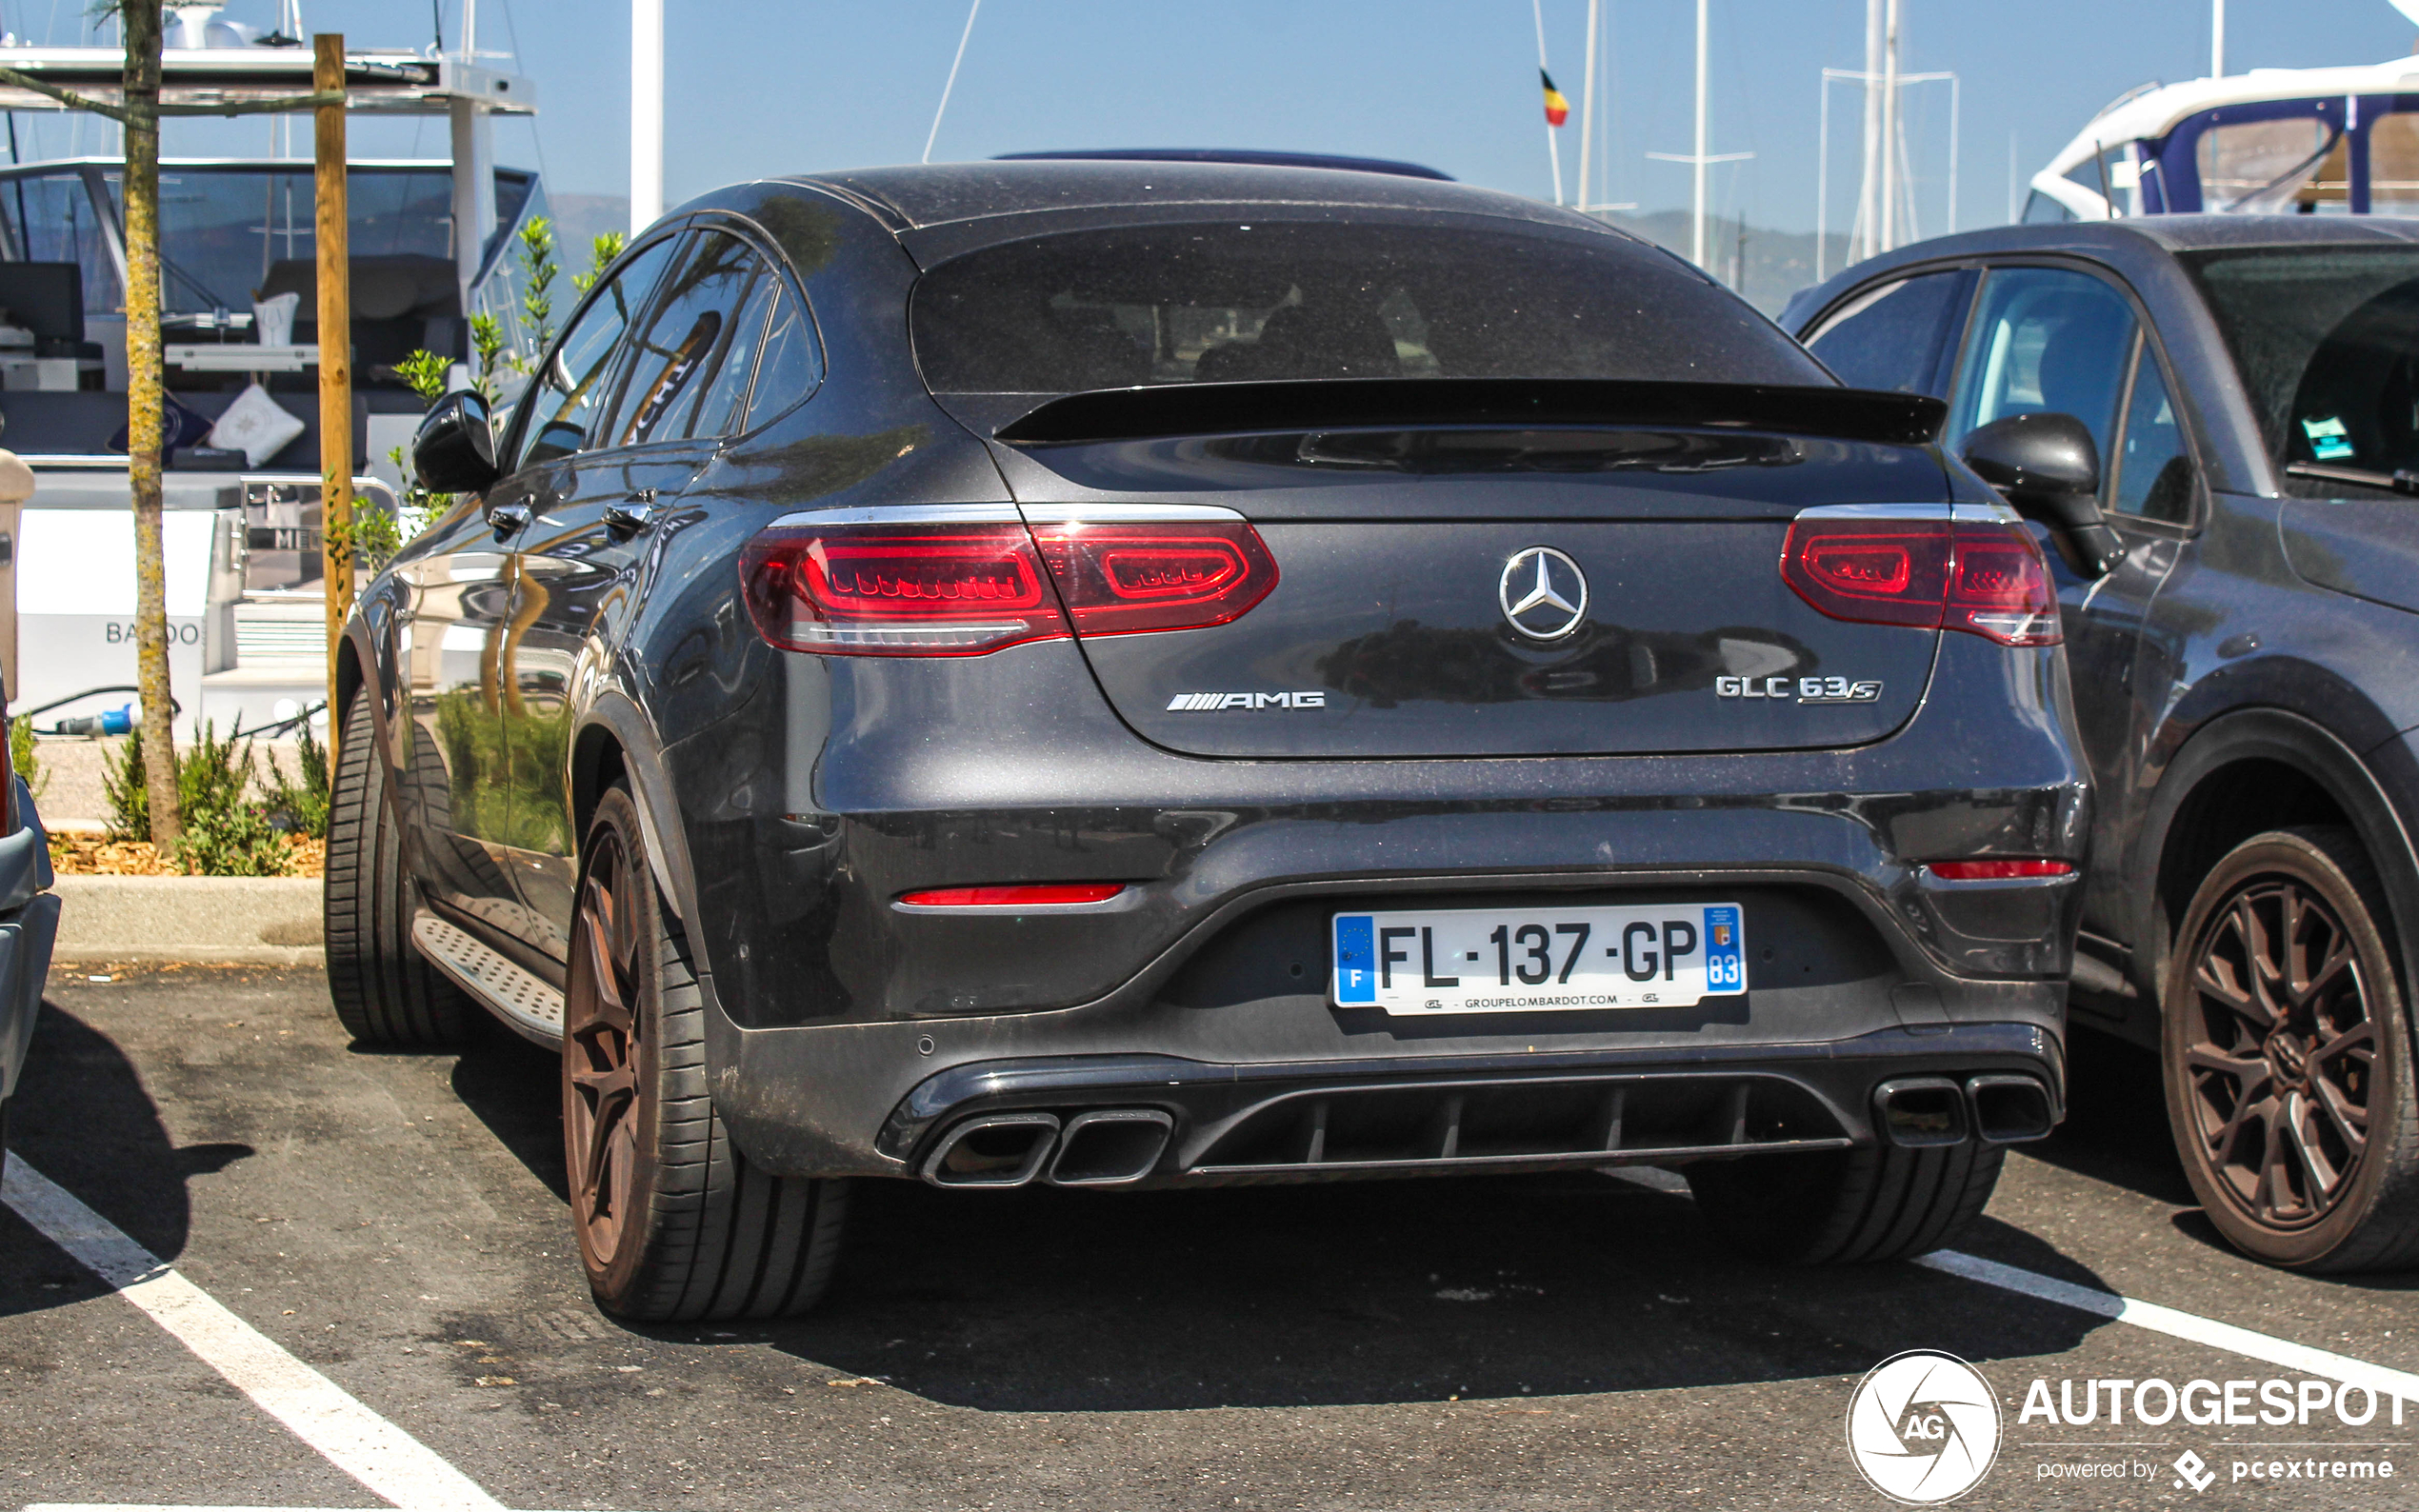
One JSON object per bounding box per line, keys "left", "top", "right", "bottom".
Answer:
{"left": 877, "top": 1023, "right": 2063, "bottom": 1189}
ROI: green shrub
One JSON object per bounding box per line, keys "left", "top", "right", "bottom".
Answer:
{"left": 104, "top": 723, "right": 295, "bottom": 872}
{"left": 9, "top": 714, "right": 42, "bottom": 802}
{"left": 261, "top": 723, "right": 330, "bottom": 840}
{"left": 102, "top": 728, "right": 150, "bottom": 839}
{"left": 178, "top": 802, "right": 293, "bottom": 877}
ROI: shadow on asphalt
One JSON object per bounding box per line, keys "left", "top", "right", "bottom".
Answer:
{"left": 727, "top": 1173, "right": 2103, "bottom": 1412}
{"left": 445, "top": 1012, "right": 570, "bottom": 1204}
{"left": 0, "top": 1001, "right": 252, "bottom": 1311}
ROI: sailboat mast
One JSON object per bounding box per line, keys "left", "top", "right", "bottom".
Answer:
{"left": 1578, "top": 0, "right": 1599, "bottom": 211}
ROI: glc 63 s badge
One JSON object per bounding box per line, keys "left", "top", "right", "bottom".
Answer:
{"left": 1717, "top": 675, "right": 1884, "bottom": 705}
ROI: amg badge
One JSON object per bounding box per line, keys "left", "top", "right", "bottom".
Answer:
{"left": 1716, "top": 675, "right": 1883, "bottom": 705}
{"left": 1167, "top": 690, "right": 1329, "bottom": 711}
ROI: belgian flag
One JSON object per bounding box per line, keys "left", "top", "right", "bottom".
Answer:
{"left": 1540, "top": 69, "right": 1570, "bottom": 128}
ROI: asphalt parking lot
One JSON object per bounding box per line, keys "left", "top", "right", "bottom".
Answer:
{"left": 4, "top": 965, "right": 2415, "bottom": 1511}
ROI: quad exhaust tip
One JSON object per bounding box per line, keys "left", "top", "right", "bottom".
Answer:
{"left": 1047, "top": 1109, "right": 1174, "bottom": 1186}
{"left": 1966, "top": 1073, "right": 2055, "bottom": 1144}
{"left": 922, "top": 1112, "right": 1061, "bottom": 1187}
{"left": 1873, "top": 1075, "right": 2056, "bottom": 1148}
{"left": 1874, "top": 1077, "right": 1969, "bottom": 1148}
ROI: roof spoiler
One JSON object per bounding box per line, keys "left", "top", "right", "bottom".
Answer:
{"left": 994, "top": 378, "right": 1946, "bottom": 448}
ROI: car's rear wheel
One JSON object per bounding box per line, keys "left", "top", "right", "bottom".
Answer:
{"left": 2161, "top": 826, "right": 2419, "bottom": 1272}
{"left": 1685, "top": 1138, "right": 2005, "bottom": 1264}
{"left": 324, "top": 694, "right": 470, "bottom": 1046}
{"left": 564, "top": 784, "right": 849, "bottom": 1320}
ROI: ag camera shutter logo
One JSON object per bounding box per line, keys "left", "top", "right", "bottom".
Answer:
{"left": 1847, "top": 1350, "right": 2003, "bottom": 1503}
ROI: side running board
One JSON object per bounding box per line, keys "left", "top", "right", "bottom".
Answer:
{"left": 410, "top": 910, "right": 565, "bottom": 1045}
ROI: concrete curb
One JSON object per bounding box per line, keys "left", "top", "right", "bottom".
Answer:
{"left": 50, "top": 875, "right": 325, "bottom": 967}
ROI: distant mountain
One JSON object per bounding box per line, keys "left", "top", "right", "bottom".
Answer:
{"left": 1596, "top": 209, "right": 1863, "bottom": 318}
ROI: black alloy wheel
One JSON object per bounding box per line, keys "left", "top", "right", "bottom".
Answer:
{"left": 562, "top": 784, "right": 849, "bottom": 1319}
{"left": 2162, "top": 826, "right": 2419, "bottom": 1271}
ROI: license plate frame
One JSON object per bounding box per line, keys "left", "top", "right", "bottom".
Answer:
{"left": 1330, "top": 903, "right": 1747, "bottom": 1014}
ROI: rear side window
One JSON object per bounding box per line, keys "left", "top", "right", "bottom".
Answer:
{"left": 743, "top": 286, "right": 823, "bottom": 429}
{"left": 1804, "top": 269, "right": 1971, "bottom": 396}
{"left": 910, "top": 220, "right": 1827, "bottom": 394}
{"left": 604, "top": 229, "right": 765, "bottom": 448}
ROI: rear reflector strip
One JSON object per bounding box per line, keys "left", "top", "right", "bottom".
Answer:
{"left": 896, "top": 884, "right": 1128, "bottom": 907}
{"left": 1926, "top": 860, "right": 2076, "bottom": 881}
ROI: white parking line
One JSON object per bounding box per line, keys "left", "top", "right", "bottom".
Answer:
{"left": 2, "top": 1158, "right": 506, "bottom": 1512}
{"left": 1606, "top": 1167, "right": 2419, "bottom": 1404}
{"left": 1921, "top": 1248, "right": 2419, "bottom": 1407}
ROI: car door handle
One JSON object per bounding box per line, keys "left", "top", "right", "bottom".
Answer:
{"left": 603, "top": 489, "right": 657, "bottom": 537}
{"left": 485, "top": 500, "right": 531, "bottom": 539}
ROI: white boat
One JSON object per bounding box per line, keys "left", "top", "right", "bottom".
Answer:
{"left": 2027, "top": 53, "right": 2419, "bottom": 222}
{"left": 0, "top": 9, "right": 542, "bottom": 737}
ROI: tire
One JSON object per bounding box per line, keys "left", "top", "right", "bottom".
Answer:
{"left": 1686, "top": 1138, "right": 2006, "bottom": 1264}
{"left": 2160, "top": 826, "right": 2419, "bottom": 1272}
{"left": 324, "top": 694, "right": 471, "bottom": 1046}
{"left": 564, "top": 784, "right": 849, "bottom": 1321}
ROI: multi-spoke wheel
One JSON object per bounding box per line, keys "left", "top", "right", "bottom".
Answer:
{"left": 2162, "top": 827, "right": 2419, "bottom": 1272}
{"left": 562, "top": 784, "right": 850, "bottom": 1320}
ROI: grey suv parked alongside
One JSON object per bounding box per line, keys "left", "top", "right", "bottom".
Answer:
{"left": 1789, "top": 216, "right": 2419, "bottom": 1273}
{"left": 331, "top": 159, "right": 2088, "bottom": 1321}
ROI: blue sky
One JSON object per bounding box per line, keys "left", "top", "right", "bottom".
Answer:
{"left": 8, "top": 1, "right": 2417, "bottom": 234}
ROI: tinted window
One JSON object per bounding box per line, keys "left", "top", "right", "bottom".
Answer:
{"left": 742, "top": 285, "right": 823, "bottom": 429}
{"left": 1804, "top": 270, "right": 1970, "bottom": 396}
{"left": 911, "top": 220, "right": 1827, "bottom": 395}
{"left": 510, "top": 234, "right": 678, "bottom": 471}
{"left": 603, "top": 230, "right": 764, "bottom": 448}
{"left": 2186, "top": 247, "right": 2419, "bottom": 486}
{"left": 2110, "top": 345, "right": 2191, "bottom": 523}
{"left": 1948, "top": 267, "right": 2137, "bottom": 475}
{"left": 688, "top": 271, "right": 777, "bottom": 438}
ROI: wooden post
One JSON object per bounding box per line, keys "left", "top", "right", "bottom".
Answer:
{"left": 314, "top": 33, "right": 351, "bottom": 754}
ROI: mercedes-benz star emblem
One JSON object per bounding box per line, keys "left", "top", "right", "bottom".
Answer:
{"left": 1498, "top": 547, "right": 1589, "bottom": 642}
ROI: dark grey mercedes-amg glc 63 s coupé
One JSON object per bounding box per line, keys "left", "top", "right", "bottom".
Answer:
{"left": 330, "top": 156, "right": 2089, "bottom": 1320}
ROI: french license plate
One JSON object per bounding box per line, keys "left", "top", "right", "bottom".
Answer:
{"left": 1330, "top": 903, "right": 1747, "bottom": 1013}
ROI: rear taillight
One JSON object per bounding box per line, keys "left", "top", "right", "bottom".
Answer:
{"left": 739, "top": 514, "right": 1280, "bottom": 655}
{"left": 1926, "top": 860, "right": 2075, "bottom": 880}
{"left": 1030, "top": 520, "right": 1278, "bottom": 636}
{"left": 739, "top": 523, "right": 1067, "bottom": 656}
{"left": 1779, "top": 517, "right": 2060, "bottom": 647}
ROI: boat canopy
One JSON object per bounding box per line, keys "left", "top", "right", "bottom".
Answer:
{"left": 2028, "top": 54, "right": 2419, "bottom": 221}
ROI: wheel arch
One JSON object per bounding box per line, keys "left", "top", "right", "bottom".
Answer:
{"left": 2135, "top": 707, "right": 2419, "bottom": 1008}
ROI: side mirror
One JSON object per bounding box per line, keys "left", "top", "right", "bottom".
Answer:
{"left": 411, "top": 390, "right": 501, "bottom": 493}
{"left": 1959, "top": 412, "right": 2122, "bottom": 576}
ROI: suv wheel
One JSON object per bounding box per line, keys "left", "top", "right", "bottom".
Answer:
{"left": 324, "top": 695, "right": 471, "bottom": 1046}
{"left": 1686, "top": 1139, "right": 2005, "bottom": 1263}
{"left": 564, "top": 785, "right": 849, "bottom": 1320}
{"left": 2162, "top": 826, "right": 2419, "bottom": 1271}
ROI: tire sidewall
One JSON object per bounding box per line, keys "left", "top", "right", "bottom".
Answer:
{"left": 564, "top": 785, "right": 670, "bottom": 1303}
{"left": 2160, "top": 828, "right": 2411, "bottom": 1267}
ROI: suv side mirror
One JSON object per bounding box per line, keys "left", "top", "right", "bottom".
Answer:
{"left": 1959, "top": 412, "right": 2123, "bottom": 576}
{"left": 412, "top": 390, "right": 501, "bottom": 493}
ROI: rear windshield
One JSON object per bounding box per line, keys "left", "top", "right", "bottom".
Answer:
{"left": 2184, "top": 245, "right": 2419, "bottom": 487}
{"left": 910, "top": 220, "right": 1826, "bottom": 395}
